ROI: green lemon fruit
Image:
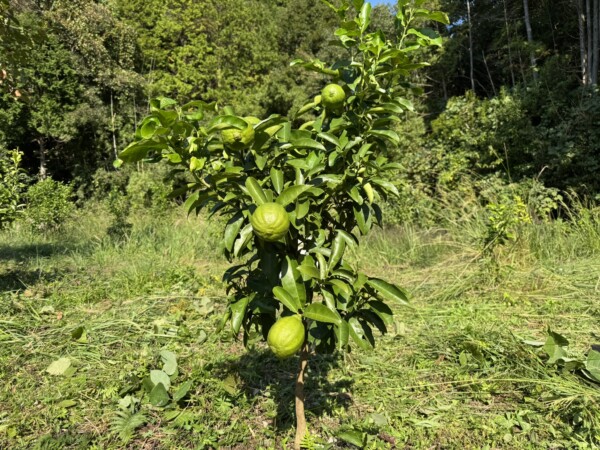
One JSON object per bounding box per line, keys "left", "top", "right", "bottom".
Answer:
{"left": 267, "top": 315, "right": 305, "bottom": 359}
{"left": 221, "top": 125, "right": 255, "bottom": 150}
{"left": 321, "top": 84, "right": 346, "bottom": 110}
{"left": 250, "top": 202, "right": 290, "bottom": 242}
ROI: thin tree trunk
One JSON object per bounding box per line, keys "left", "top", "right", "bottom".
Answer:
{"left": 466, "top": 0, "right": 475, "bottom": 92}
{"left": 441, "top": 72, "right": 448, "bottom": 101}
{"left": 482, "top": 51, "right": 497, "bottom": 96}
{"left": 294, "top": 339, "right": 309, "bottom": 450}
{"left": 516, "top": 44, "right": 527, "bottom": 84}
{"left": 587, "top": 0, "right": 593, "bottom": 80}
{"left": 545, "top": 0, "right": 557, "bottom": 51}
{"left": 110, "top": 90, "right": 118, "bottom": 160}
{"left": 38, "top": 138, "right": 47, "bottom": 179}
{"left": 523, "top": 0, "right": 538, "bottom": 79}
{"left": 578, "top": 0, "right": 590, "bottom": 84}
{"left": 593, "top": 0, "right": 599, "bottom": 83}
{"left": 503, "top": 0, "right": 516, "bottom": 87}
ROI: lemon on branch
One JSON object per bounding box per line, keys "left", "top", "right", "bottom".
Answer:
{"left": 250, "top": 202, "right": 290, "bottom": 242}
{"left": 321, "top": 83, "right": 345, "bottom": 111}
{"left": 267, "top": 315, "right": 305, "bottom": 359}
{"left": 221, "top": 123, "right": 255, "bottom": 151}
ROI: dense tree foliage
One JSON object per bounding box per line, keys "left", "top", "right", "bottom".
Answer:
{"left": 1, "top": 0, "right": 600, "bottom": 200}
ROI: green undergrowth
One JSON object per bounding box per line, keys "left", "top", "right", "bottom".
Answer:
{"left": 1, "top": 202, "right": 599, "bottom": 449}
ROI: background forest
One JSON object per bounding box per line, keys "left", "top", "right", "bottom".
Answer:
{"left": 2, "top": 0, "right": 600, "bottom": 213}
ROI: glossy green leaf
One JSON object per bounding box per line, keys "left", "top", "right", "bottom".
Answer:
{"left": 255, "top": 115, "right": 288, "bottom": 132}
{"left": 295, "top": 200, "right": 310, "bottom": 220}
{"left": 230, "top": 296, "right": 251, "bottom": 335}
{"left": 207, "top": 115, "right": 248, "bottom": 132}
{"left": 322, "top": 289, "right": 338, "bottom": 311}
{"left": 119, "top": 140, "right": 167, "bottom": 163}
{"left": 358, "top": 2, "right": 371, "bottom": 33}
{"left": 335, "top": 320, "right": 350, "bottom": 351}
{"left": 329, "top": 278, "right": 353, "bottom": 296}
{"left": 354, "top": 204, "right": 371, "bottom": 235}
{"left": 270, "top": 168, "right": 284, "bottom": 194}
{"left": 367, "top": 129, "right": 400, "bottom": 145}
{"left": 233, "top": 224, "right": 254, "bottom": 257}
{"left": 181, "top": 100, "right": 207, "bottom": 120}
{"left": 140, "top": 117, "right": 160, "bottom": 139}
{"left": 366, "top": 278, "right": 409, "bottom": 305}
{"left": 348, "top": 186, "right": 363, "bottom": 204}
{"left": 183, "top": 191, "right": 200, "bottom": 215}
{"left": 155, "top": 110, "right": 179, "bottom": 127}
{"left": 276, "top": 185, "right": 312, "bottom": 206}
{"left": 303, "top": 303, "right": 342, "bottom": 325}
{"left": 348, "top": 317, "right": 372, "bottom": 350}
{"left": 245, "top": 177, "right": 268, "bottom": 205}
{"left": 290, "top": 138, "right": 326, "bottom": 151}
{"left": 150, "top": 97, "right": 177, "bottom": 111}
{"left": 222, "top": 213, "right": 244, "bottom": 253}
{"left": 317, "top": 132, "right": 340, "bottom": 147}
{"left": 369, "top": 300, "right": 394, "bottom": 325}
{"left": 328, "top": 231, "right": 346, "bottom": 272}
{"left": 407, "top": 27, "right": 443, "bottom": 47}
{"left": 281, "top": 256, "right": 307, "bottom": 306}
{"left": 415, "top": 9, "right": 450, "bottom": 24}
{"left": 273, "top": 286, "right": 301, "bottom": 313}
{"left": 371, "top": 178, "right": 400, "bottom": 196}
{"left": 315, "top": 253, "right": 327, "bottom": 280}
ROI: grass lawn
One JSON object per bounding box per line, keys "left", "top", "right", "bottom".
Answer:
{"left": 1, "top": 204, "right": 599, "bottom": 449}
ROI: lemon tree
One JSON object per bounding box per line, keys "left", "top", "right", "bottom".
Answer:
{"left": 118, "top": 1, "right": 447, "bottom": 447}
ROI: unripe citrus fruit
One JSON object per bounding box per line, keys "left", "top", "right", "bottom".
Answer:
{"left": 221, "top": 125, "right": 255, "bottom": 151}
{"left": 250, "top": 202, "right": 290, "bottom": 242}
{"left": 321, "top": 84, "right": 345, "bottom": 110}
{"left": 267, "top": 315, "right": 305, "bottom": 359}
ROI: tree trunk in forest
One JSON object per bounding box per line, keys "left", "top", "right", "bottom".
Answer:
{"left": 466, "top": 0, "right": 475, "bottom": 92}
{"left": 482, "top": 51, "right": 497, "bottom": 96}
{"left": 578, "top": 0, "right": 590, "bottom": 85}
{"left": 523, "top": 0, "right": 538, "bottom": 80}
{"left": 587, "top": 0, "right": 593, "bottom": 81}
{"left": 293, "top": 339, "right": 309, "bottom": 450}
{"left": 441, "top": 73, "right": 448, "bottom": 101}
{"left": 592, "top": 0, "right": 599, "bottom": 83}
{"left": 37, "top": 138, "right": 47, "bottom": 179}
{"left": 546, "top": 0, "right": 557, "bottom": 51}
{"left": 110, "top": 90, "right": 118, "bottom": 160}
{"left": 503, "top": 0, "right": 516, "bottom": 87}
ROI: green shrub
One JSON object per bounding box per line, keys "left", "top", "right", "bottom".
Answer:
{"left": 125, "top": 166, "right": 171, "bottom": 212}
{"left": 105, "top": 187, "right": 132, "bottom": 242}
{"left": 24, "top": 177, "right": 74, "bottom": 232}
{"left": 0, "top": 149, "right": 27, "bottom": 228}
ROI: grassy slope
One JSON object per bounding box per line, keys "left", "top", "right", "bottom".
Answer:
{"left": 1, "top": 204, "right": 599, "bottom": 449}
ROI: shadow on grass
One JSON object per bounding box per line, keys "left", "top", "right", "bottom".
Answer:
{"left": 0, "top": 242, "right": 73, "bottom": 262}
{"left": 0, "top": 267, "right": 68, "bottom": 292}
{"left": 212, "top": 349, "right": 353, "bottom": 433}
